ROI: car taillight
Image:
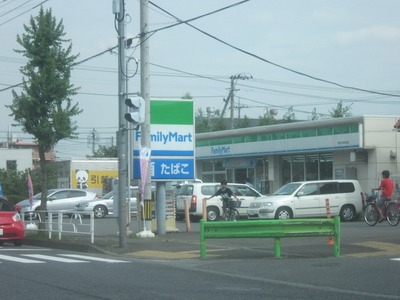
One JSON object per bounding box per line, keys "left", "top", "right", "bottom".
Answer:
{"left": 191, "top": 195, "right": 197, "bottom": 208}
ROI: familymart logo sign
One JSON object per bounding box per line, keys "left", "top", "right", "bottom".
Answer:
{"left": 133, "top": 99, "right": 195, "bottom": 180}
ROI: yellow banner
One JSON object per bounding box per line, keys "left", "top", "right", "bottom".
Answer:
{"left": 71, "top": 170, "right": 118, "bottom": 189}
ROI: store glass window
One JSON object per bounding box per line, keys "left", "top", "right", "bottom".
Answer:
{"left": 292, "top": 155, "right": 305, "bottom": 181}
{"left": 320, "top": 153, "right": 333, "bottom": 180}
{"left": 306, "top": 154, "right": 319, "bottom": 181}
{"left": 203, "top": 161, "right": 213, "bottom": 172}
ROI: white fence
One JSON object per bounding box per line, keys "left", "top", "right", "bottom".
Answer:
{"left": 22, "top": 210, "right": 95, "bottom": 244}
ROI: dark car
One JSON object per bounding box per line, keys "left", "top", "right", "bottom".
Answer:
{"left": 0, "top": 196, "right": 25, "bottom": 246}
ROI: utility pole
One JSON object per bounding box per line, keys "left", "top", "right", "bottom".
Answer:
{"left": 220, "top": 73, "right": 253, "bottom": 129}
{"left": 139, "top": 0, "right": 154, "bottom": 235}
{"left": 229, "top": 78, "right": 237, "bottom": 129}
{"left": 115, "top": 0, "right": 127, "bottom": 248}
{"left": 89, "top": 129, "right": 99, "bottom": 154}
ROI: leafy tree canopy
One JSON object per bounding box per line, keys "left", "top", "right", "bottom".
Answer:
{"left": 6, "top": 7, "right": 81, "bottom": 218}
{"left": 91, "top": 145, "right": 118, "bottom": 158}
{"left": 282, "top": 106, "right": 296, "bottom": 123}
{"left": 329, "top": 100, "right": 352, "bottom": 118}
{"left": 7, "top": 7, "right": 81, "bottom": 153}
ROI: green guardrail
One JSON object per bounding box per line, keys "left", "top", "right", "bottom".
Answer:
{"left": 200, "top": 217, "right": 340, "bottom": 259}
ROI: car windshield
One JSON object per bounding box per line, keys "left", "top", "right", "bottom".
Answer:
{"left": 273, "top": 183, "right": 302, "bottom": 195}
{"left": 100, "top": 191, "right": 114, "bottom": 199}
{"left": 0, "top": 198, "right": 14, "bottom": 211}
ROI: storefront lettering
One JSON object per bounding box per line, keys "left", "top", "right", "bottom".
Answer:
{"left": 211, "top": 146, "right": 231, "bottom": 155}
{"left": 160, "top": 162, "right": 190, "bottom": 175}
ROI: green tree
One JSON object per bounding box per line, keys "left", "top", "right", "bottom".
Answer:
{"left": 7, "top": 7, "right": 81, "bottom": 223}
{"left": 91, "top": 145, "right": 118, "bottom": 158}
{"left": 195, "top": 108, "right": 210, "bottom": 133}
{"left": 212, "top": 117, "right": 226, "bottom": 131}
{"left": 235, "top": 115, "right": 251, "bottom": 128}
{"left": 329, "top": 100, "right": 352, "bottom": 118}
{"left": 308, "top": 108, "right": 320, "bottom": 121}
{"left": 282, "top": 106, "right": 296, "bottom": 123}
{"left": 181, "top": 92, "right": 193, "bottom": 99}
{"left": 0, "top": 167, "right": 57, "bottom": 204}
{"left": 259, "top": 109, "right": 277, "bottom": 126}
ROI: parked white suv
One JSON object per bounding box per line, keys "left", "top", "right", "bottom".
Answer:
{"left": 247, "top": 180, "right": 364, "bottom": 221}
{"left": 175, "top": 182, "right": 263, "bottom": 221}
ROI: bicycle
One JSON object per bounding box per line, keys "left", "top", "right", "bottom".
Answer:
{"left": 221, "top": 197, "right": 241, "bottom": 221}
{"left": 364, "top": 190, "right": 400, "bottom": 226}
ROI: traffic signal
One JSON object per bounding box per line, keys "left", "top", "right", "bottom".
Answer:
{"left": 125, "top": 96, "right": 145, "bottom": 125}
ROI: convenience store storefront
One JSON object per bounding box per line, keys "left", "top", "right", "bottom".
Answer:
{"left": 195, "top": 115, "right": 400, "bottom": 195}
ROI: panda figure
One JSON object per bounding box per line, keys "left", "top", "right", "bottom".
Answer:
{"left": 75, "top": 169, "right": 89, "bottom": 189}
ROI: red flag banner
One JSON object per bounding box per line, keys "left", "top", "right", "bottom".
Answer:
{"left": 28, "top": 173, "right": 34, "bottom": 208}
{"left": 139, "top": 148, "right": 151, "bottom": 205}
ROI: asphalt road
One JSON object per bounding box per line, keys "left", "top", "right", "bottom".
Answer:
{"left": 4, "top": 218, "right": 400, "bottom": 299}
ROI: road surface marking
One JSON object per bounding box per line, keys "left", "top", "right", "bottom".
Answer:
{"left": 59, "top": 254, "right": 130, "bottom": 263}
{"left": 22, "top": 254, "right": 89, "bottom": 263}
{"left": 0, "top": 254, "right": 45, "bottom": 263}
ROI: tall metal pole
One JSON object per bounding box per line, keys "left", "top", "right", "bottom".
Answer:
{"left": 117, "top": 0, "right": 127, "bottom": 248}
{"left": 140, "top": 0, "right": 153, "bottom": 233}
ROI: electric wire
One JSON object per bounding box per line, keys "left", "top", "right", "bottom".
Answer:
{"left": 148, "top": 1, "right": 400, "bottom": 98}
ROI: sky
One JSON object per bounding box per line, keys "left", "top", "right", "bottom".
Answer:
{"left": 0, "top": 0, "right": 399, "bottom": 160}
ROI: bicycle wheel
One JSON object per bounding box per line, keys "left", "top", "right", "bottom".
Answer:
{"left": 228, "top": 209, "right": 240, "bottom": 221}
{"left": 364, "top": 203, "right": 378, "bottom": 226}
{"left": 386, "top": 202, "right": 400, "bottom": 226}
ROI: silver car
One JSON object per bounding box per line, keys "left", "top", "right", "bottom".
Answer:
{"left": 75, "top": 187, "right": 138, "bottom": 218}
{"left": 17, "top": 189, "right": 98, "bottom": 216}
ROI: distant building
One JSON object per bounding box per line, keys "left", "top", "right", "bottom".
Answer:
{"left": 195, "top": 115, "right": 400, "bottom": 197}
{"left": 0, "top": 140, "right": 55, "bottom": 171}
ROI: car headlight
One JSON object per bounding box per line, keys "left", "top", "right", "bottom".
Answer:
{"left": 13, "top": 213, "right": 22, "bottom": 222}
{"left": 261, "top": 202, "right": 274, "bottom": 208}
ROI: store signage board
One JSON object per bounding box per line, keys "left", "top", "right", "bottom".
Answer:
{"left": 132, "top": 99, "right": 195, "bottom": 181}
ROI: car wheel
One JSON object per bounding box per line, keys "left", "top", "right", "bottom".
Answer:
{"left": 275, "top": 207, "right": 292, "bottom": 220}
{"left": 207, "top": 206, "right": 219, "bottom": 221}
{"left": 93, "top": 205, "right": 108, "bottom": 218}
{"left": 340, "top": 205, "right": 356, "bottom": 222}
{"left": 13, "top": 240, "right": 22, "bottom": 246}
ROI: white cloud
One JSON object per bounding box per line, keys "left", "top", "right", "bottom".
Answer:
{"left": 336, "top": 25, "right": 400, "bottom": 44}
{"left": 312, "top": 7, "right": 350, "bottom": 22}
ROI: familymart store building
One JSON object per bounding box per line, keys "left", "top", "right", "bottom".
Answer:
{"left": 195, "top": 115, "right": 400, "bottom": 196}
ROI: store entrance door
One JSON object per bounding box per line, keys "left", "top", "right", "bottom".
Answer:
{"left": 235, "top": 168, "right": 248, "bottom": 184}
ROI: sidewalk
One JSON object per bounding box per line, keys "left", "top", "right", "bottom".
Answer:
{"left": 23, "top": 230, "right": 204, "bottom": 260}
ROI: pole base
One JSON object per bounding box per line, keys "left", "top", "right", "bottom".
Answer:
{"left": 136, "top": 230, "right": 155, "bottom": 238}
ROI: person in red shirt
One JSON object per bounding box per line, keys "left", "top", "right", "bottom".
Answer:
{"left": 373, "top": 170, "right": 394, "bottom": 222}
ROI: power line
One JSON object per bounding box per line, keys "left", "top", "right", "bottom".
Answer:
{"left": 149, "top": 1, "right": 400, "bottom": 98}
{"left": 0, "top": 0, "right": 49, "bottom": 27}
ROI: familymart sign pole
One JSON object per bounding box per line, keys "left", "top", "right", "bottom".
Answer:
{"left": 133, "top": 99, "right": 195, "bottom": 233}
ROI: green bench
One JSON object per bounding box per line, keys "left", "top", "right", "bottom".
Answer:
{"left": 200, "top": 217, "right": 340, "bottom": 258}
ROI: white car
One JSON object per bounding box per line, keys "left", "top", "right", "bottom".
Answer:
{"left": 247, "top": 180, "right": 364, "bottom": 221}
{"left": 75, "top": 188, "right": 138, "bottom": 218}
{"left": 17, "top": 189, "right": 98, "bottom": 217}
{"left": 175, "top": 182, "right": 263, "bottom": 221}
